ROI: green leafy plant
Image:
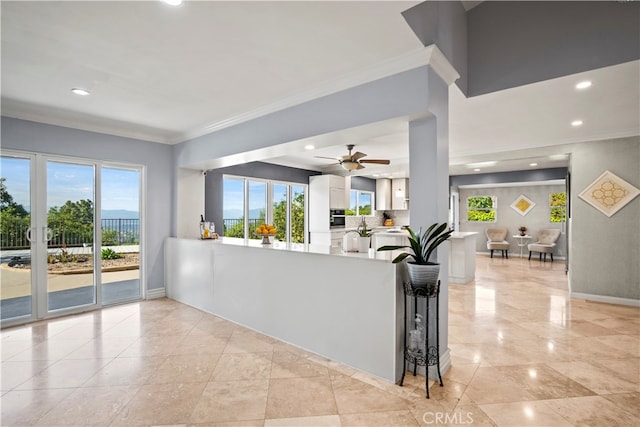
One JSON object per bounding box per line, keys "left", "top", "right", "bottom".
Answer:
{"left": 101, "top": 248, "right": 122, "bottom": 260}
{"left": 377, "top": 222, "right": 453, "bottom": 264}
{"left": 550, "top": 192, "right": 567, "bottom": 223}
{"left": 357, "top": 216, "right": 371, "bottom": 237}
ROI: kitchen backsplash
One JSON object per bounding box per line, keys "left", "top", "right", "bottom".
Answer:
{"left": 345, "top": 210, "right": 410, "bottom": 228}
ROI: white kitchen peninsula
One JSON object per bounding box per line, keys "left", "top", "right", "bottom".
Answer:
{"left": 448, "top": 232, "right": 478, "bottom": 284}
{"left": 165, "top": 237, "right": 409, "bottom": 382}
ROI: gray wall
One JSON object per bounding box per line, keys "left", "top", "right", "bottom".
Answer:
{"left": 569, "top": 137, "right": 640, "bottom": 301}
{"left": 174, "top": 66, "right": 430, "bottom": 170}
{"left": 459, "top": 183, "right": 567, "bottom": 257}
{"left": 451, "top": 168, "right": 567, "bottom": 188}
{"left": 1, "top": 117, "right": 173, "bottom": 291}
{"left": 402, "top": 0, "right": 468, "bottom": 94}
{"left": 467, "top": 1, "right": 640, "bottom": 96}
{"left": 351, "top": 176, "right": 376, "bottom": 192}
{"left": 204, "top": 161, "right": 320, "bottom": 235}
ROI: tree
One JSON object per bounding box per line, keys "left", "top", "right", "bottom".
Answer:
{"left": 0, "top": 178, "right": 28, "bottom": 216}
{"left": 0, "top": 178, "right": 30, "bottom": 249}
{"left": 47, "top": 199, "right": 94, "bottom": 247}
{"left": 272, "top": 191, "right": 305, "bottom": 243}
{"left": 291, "top": 191, "right": 305, "bottom": 243}
{"left": 224, "top": 217, "right": 245, "bottom": 238}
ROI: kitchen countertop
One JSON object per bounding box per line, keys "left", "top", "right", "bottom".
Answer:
{"left": 200, "top": 236, "right": 399, "bottom": 262}
{"left": 450, "top": 232, "right": 478, "bottom": 239}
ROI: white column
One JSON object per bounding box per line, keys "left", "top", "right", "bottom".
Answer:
{"left": 408, "top": 46, "right": 458, "bottom": 377}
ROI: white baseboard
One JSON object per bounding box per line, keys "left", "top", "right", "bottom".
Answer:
{"left": 428, "top": 347, "right": 451, "bottom": 378}
{"left": 571, "top": 292, "right": 640, "bottom": 307}
{"left": 146, "top": 287, "right": 166, "bottom": 300}
{"left": 412, "top": 347, "right": 452, "bottom": 379}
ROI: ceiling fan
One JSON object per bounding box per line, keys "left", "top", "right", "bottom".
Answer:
{"left": 316, "top": 144, "right": 391, "bottom": 171}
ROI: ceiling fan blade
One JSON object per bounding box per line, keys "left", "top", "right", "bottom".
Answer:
{"left": 351, "top": 151, "right": 367, "bottom": 161}
{"left": 356, "top": 163, "right": 365, "bottom": 170}
{"left": 360, "top": 159, "right": 391, "bottom": 165}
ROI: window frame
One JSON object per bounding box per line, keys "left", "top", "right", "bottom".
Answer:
{"left": 347, "top": 189, "right": 375, "bottom": 217}
{"left": 222, "top": 174, "right": 307, "bottom": 243}
{"left": 466, "top": 195, "right": 497, "bottom": 223}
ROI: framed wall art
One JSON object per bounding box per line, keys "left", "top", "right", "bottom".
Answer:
{"left": 578, "top": 170, "right": 639, "bottom": 217}
{"left": 510, "top": 194, "right": 536, "bottom": 216}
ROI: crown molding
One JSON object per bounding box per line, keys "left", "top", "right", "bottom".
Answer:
{"left": 1, "top": 98, "right": 176, "bottom": 144}
{"left": 424, "top": 45, "right": 460, "bottom": 86}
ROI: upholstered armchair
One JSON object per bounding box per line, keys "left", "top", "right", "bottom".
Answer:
{"left": 485, "top": 227, "right": 509, "bottom": 259}
{"left": 528, "top": 229, "right": 561, "bottom": 262}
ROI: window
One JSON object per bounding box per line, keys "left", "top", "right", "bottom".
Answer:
{"left": 467, "top": 195, "right": 496, "bottom": 222}
{"left": 347, "top": 190, "right": 374, "bottom": 216}
{"left": 222, "top": 175, "right": 307, "bottom": 243}
{"left": 550, "top": 192, "right": 567, "bottom": 223}
{"left": 222, "top": 177, "right": 245, "bottom": 238}
{"left": 248, "top": 180, "right": 267, "bottom": 239}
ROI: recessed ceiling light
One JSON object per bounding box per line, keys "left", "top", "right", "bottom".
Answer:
{"left": 71, "top": 88, "right": 90, "bottom": 96}
{"left": 372, "top": 174, "right": 380, "bottom": 177}
{"left": 163, "top": 0, "right": 183, "bottom": 6}
{"left": 473, "top": 168, "right": 481, "bottom": 172}
{"left": 575, "top": 81, "right": 592, "bottom": 90}
{"left": 304, "top": 144, "right": 315, "bottom": 150}
{"left": 571, "top": 120, "right": 583, "bottom": 127}
{"left": 468, "top": 161, "right": 496, "bottom": 168}
{"left": 529, "top": 162, "right": 538, "bottom": 167}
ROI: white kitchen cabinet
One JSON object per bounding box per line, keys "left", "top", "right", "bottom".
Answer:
{"left": 330, "top": 188, "right": 346, "bottom": 209}
{"left": 309, "top": 175, "right": 347, "bottom": 232}
{"left": 391, "top": 178, "right": 409, "bottom": 210}
{"left": 376, "top": 179, "right": 391, "bottom": 210}
{"left": 330, "top": 230, "right": 346, "bottom": 251}
{"left": 373, "top": 231, "right": 409, "bottom": 251}
{"left": 448, "top": 232, "right": 477, "bottom": 284}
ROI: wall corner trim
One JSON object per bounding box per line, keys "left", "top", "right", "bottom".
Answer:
{"left": 570, "top": 292, "right": 640, "bottom": 307}
{"left": 146, "top": 287, "right": 167, "bottom": 300}
{"left": 425, "top": 45, "right": 460, "bottom": 86}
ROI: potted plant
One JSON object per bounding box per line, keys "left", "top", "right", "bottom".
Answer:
{"left": 518, "top": 226, "right": 527, "bottom": 236}
{"left": 377, "top": 222, "right": 453, "bottom": 290}
{"left": 356, "top": 216, "right": 372, "bottom": 253}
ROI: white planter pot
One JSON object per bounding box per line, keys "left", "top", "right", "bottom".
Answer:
{"left": 358, "top": 236, "right": 371, "bottom": 253}
{"left": 406, "top": 262, "right": 440, "bottom": 290}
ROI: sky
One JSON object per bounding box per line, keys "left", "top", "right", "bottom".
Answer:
{"left": 1, "top": 156, "right": 140, "bottom": 213}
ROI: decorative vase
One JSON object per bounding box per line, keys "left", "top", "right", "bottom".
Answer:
{"left": 358, "top": 236, "right": 371, "bottom": 253}
{"left": 406, "top": 262, "right": 440, "bottom": 290}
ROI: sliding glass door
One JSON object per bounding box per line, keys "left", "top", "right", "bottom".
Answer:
{"left": 1, "top": 150, "right": 143, "bottom": 326}
{"left": 0, "top": 154, "right": 35, "bottom": 322}
{"left": 101, "top": 167, "right": 141, "bottom": 304}
{"left": 46, "top": 160, "right": 96, "bottom": 312}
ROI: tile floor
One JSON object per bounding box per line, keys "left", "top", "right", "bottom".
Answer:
{"left": 2, "top": 255, "right": 639, "bottom": 426}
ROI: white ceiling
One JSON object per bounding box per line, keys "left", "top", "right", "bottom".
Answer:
{"left": 2, "top": 1, "right": 639, "bottom": 178}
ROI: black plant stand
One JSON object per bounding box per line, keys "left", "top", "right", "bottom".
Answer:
{"left": 399, "top": 280, "right": 443, "bottom": 399}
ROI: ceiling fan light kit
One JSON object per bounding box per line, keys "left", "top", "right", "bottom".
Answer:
{"left": 316, "top": 144, "right": 391, "bottom": 172}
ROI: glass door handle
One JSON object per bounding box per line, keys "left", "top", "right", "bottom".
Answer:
{"left": 25, "top": 227, "right": 35, "bottom": 242}
{"left": 42, "top": 227, "right": 53, "bottom": 243}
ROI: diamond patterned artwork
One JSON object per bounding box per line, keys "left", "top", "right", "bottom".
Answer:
{"left": 510, "top": 194, "right": 535, "bottom": 216}
{"left": 579, "top": 170, "right": 640, "bottom": 217}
